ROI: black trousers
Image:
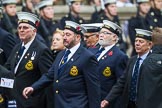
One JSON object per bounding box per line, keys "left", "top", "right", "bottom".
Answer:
{"left": 128, "top": 100, "right": 137, "bottom": 108}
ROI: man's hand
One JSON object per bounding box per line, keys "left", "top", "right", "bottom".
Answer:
{"left": 101, "top": 100, "right": 109, "bottom": 108}
{"left": 22, "top": 87, "right": 34, "bottom": 99}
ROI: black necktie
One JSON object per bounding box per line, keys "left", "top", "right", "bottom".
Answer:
{"left": 95, "top": 47, "right": 105, "bottom": 58}
{"left": 59, "top": 50, "right": 71, "bottom": 68}
{"left": 129, "top": 57, "right": 141, "bottom": 102}
{"left": 15, "top": 46, "right": 25, "bottom": 65}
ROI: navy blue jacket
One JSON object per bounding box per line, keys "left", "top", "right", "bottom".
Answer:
{"left": 90, "top": 46, "right": 128, "bottom": 103}
{"left": 32, "top": 45, "right": 100, "bottom": 108}
{"left": 0, "top": 28, "right": 16, "bottom": 65}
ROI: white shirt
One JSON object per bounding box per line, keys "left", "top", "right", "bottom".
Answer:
{"left": 98, "top": 44, "right": 115, "bottom": 61}
{"left": 14, "top": 37, "right": 35, "bottom": 74}
{"left": 59, "top": 42, "right": 80, "bottom": 66}
{"left": 132, "top": 51, "right": 150, "bottom": 76}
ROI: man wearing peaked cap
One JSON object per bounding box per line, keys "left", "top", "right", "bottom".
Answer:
{"left": 1, "top": 0, "right": 18, "bottom": 37}
{"left": 135, "top": 28, "right": 152, "bottom": 41}
{"left": 101, "top": 28, "right": 153, "bottom": 108}
{"left": 81, "top": 23, "right": 103, "bottom": 48}
{"left": 128, "top": 0, "right": 150, "bottom": 56}
{"left": 90, "top": 20, "right": 128, "bottom": 108}
{"left": 137, "top": 27, "right": 162, "bottom": 108}
{"left": 2, "top": 12, "right": 53, "bottom": 108}
{"left": 64, "top": 20, "right": 84, "bottom": 35}
{"left": 95, "top": 1, "right": 128, "bottom": 52}
{"left": 36, "top": 0, "right": 59, "bottom": 47}
{"left": 102, "top": 20, "right": 122, "bottom": 35}
{"left": 22, "top": 20, "right": 100, "bottom": 108}
{"left": 59, "top": 0, "right": 85, "bottom": 29}
{"left": 17, "top": 12, "right": 40, "bottom": 28}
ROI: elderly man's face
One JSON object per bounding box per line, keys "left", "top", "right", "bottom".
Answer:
{"left": 18, "top": 23, "right": 36, "bottom": 44}
{"left": 98, "top": 28, "right": 117, "bottom": 47}
{"left": 84, "top": 32, "right": 99, "bottom": 47}
{"left": 135, "top": 37, "right": 152, "bottom": 56}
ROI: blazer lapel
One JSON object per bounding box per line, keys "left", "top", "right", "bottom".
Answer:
{"left": 11, "top": 45, "right": 21, "bottom": 72}
{"left": 58, "top": 46, "right": 82, "bottom": 78}
{"left": 127, "top": 56, "right": 138, "bottom": 89}
{"left": 98, "top": 46, "right": 115, "bottom": 63}
{"left": 55, "top": 50, "right": 65, "bottom": 78}
{"left": 15, "top": 39, "right": 37, "bottom": 76}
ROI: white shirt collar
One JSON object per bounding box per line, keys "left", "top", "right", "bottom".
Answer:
{"left": 138, "top": 51, "right": 150, "bottom": 61}
{"left": 98, "top": 44, "right": 115, "bottom": 61}
{"left": 22, "top": 36, "right": 35, "bottom": 49}
{"left": 66, "top": 42, "right": 80, "bottom": 61}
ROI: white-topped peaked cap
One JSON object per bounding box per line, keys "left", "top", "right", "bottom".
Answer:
{"left": 2, "top": 0, "right": 17, "bottom": 5}
{"left": 81, "top": 23, "right": 103, "bottom": 33}
{"left": 104, "top": 0, "right": 116, "bottom": 5}
{"left": 68, "top": 0, "right": 82, "bottom": 5}
{"left": 69, "top": 0, "right": 82, "bottom": 2}
{"left": 135, "top": 29, "right": 152, "bottom": 41}
{"left": 137, "top": 0, "right": 149, "bottom": 3}
{"left": 17, "top": 12, "right": 40, "bottom": 28}
{"left": 36, "top": 0, "right": 53, "bottom": 10}
{"left": 65, "top": 21, "right": 85, "bottom": 35}
{"left": 102, "top": 20, "right": 122, "bottom": 35}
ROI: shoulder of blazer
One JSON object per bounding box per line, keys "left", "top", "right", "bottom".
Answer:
{"left": 30, "top": 38, "right": 49, "bottom": 50}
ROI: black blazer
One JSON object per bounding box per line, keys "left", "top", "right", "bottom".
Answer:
{"left": 4, "top": 38, "right": 53, "bottom": 108}
{"left": 0, "top": 28, "right": 16, "bottom": 65}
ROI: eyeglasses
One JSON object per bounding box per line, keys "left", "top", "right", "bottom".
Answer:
{"left": 99, "top": 31, "right": 112, "bottom": 35}
{"left": 84, "top": 34, "right": 97, "bottom": 38}
{"left": 18, "top": 26, "right": 30, "bottom": 30}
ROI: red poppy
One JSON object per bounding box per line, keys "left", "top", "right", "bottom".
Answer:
{"left": 35, "top": 21, "right": 40, "bottom": 27}
{"left": 108, "top": 51, "right": 113, "bottom": 56}
{"left": 76, "top": 26, "right": 81, "bottom": 31}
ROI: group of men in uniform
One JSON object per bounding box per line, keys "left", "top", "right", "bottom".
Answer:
{"left": 0, "top": 0, "right": 162, "bottom": 108}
